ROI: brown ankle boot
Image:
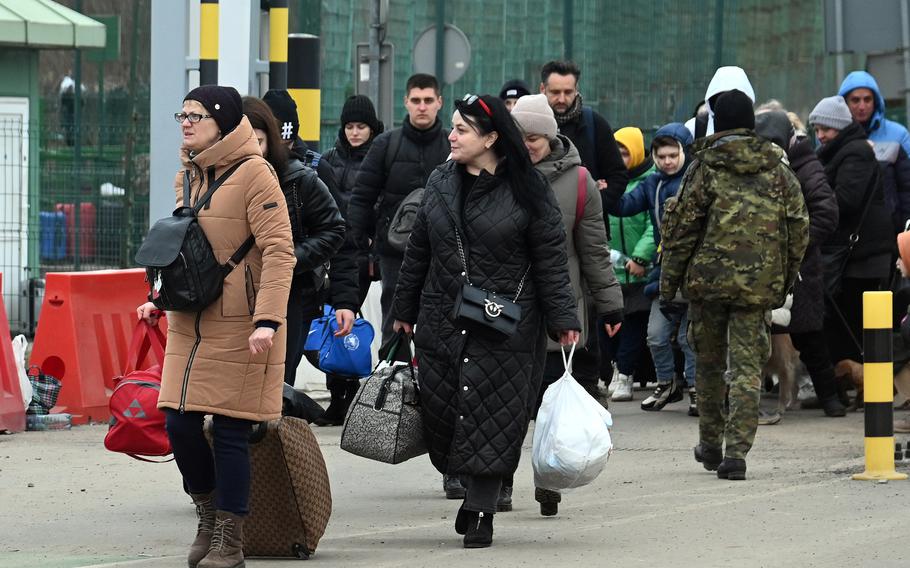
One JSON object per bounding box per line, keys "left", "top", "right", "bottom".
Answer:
{"left": 187, "top": 492, "right": 216, "bottom": 568}
{"left": 198, "top": 510, "right": 245, "bottom": 568}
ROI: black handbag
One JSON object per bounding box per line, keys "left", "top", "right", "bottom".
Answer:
{"left": 822, "top": 178, "right": 877, "bottom": 299}
{"left": 451, "top": 225, "right": 529, "bottom": 337}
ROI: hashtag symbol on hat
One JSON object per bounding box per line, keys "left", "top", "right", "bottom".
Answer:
{"left": 281, "top": 122, "right": 294, "bottom": 139}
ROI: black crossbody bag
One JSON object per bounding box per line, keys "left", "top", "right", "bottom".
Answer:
{"left": 451, "top": 225, "right": 529, "bottom": 337}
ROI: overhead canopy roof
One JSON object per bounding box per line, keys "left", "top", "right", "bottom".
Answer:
{"left": 0, "top": 0, "right": 106, "bottom": 49}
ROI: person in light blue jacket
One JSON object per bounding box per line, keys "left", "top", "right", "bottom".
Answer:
{"left": 839, "top": 70, "right": 910, "bottom": 233}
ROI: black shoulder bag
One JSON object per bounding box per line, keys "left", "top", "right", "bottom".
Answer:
{"left": 135, "top": 159, "right": 254, "bottom": 312}
{"left": 451, "top": 225, "right": 529, "bottom": 337}
{"left": 822, "top": 177, "right": 877, "bottom": 299}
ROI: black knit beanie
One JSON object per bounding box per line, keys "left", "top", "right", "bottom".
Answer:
{"left": 340, "top": 95, "right": 382, "bottom": 134}
{"left": 499, "top": 78, "right": 530, "bottom": 101}
{"left": 713, "top": 89, "right": 755, "bottom": 133}
{"left": 183, "top": 85, "right": 243, "bottom": 135}
{"left": 262, "top": 89, "right": 300, "bottom": 141}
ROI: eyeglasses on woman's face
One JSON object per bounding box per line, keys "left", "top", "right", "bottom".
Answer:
{"left": 174, "top": 112, "right": 214, "bottom": 124}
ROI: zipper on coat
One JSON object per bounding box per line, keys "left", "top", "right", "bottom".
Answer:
{"left": 618, "top": 217, "right": 629, "bottom": 284}
{"left": 179, "top": 311, "right": 203, "bottom": 413}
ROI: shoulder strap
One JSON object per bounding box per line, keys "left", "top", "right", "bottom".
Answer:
{"left": 582, "top": 106, "right": 596, "bottom": 154}
{"left": 849, "top": 169, "right": 880, "bottom": 246}
{"left": 575, "top": 166, "right": 588, "bottom": 229}
{"left": 191, "top": 158, "right": 252, "bottom": 214}
{"left": 183, "top": 171, "right": 192, "bottom": 207}
{"left": 384, "top": 129, "right": 404, "bottom": 173}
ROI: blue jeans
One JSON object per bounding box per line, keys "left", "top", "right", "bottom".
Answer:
{"left": 646, "top": 299, "right": 696, "bottom": 386}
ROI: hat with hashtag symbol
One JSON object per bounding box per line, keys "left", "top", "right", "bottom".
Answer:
{"left": 183, "top": 85, "right": 243, "bottom": 135}
{"left": 262, "top": 89, "right": 300, "bottom": 141}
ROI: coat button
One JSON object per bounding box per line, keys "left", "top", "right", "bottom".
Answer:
{"left": 463, "top": 385, "right": 469, "bottom": 391}
{"left": 459, "top": 415, "right": 464, "bottom": 420}
{"left": 461, "top": 330, "right": 466, "bottom": 335}
{"left": 463, "top": 357, "right": 469, "bottom": 363}
{"left": 461, "top": 271, "right": 466, "bottom": 276}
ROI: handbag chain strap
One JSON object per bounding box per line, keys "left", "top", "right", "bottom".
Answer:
{"left": 453, "top": 226, "right": 529, "bottom": 302}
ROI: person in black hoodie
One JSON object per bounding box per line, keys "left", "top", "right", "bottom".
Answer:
{"left": 314, "top": 95, "right": 385, "bottom": 425}
{"left": 348, "top": 74, "right": 451, "bottom": 342}
{"left": 810, "top": 96, "right": 894, "bottom": 368}
{"left": 242, "top": 96, "right": 346, "bottom": 389}
{"left": 755, "top": 109, "right": 846, "bottom": 417}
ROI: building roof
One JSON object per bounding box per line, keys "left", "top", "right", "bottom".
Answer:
{"left": 0, "top": 0, "right": 105, "bottom": 49}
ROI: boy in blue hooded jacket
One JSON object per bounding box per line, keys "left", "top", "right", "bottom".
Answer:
{"left": 608, "top": 122, "right": 697, "bottom": 415}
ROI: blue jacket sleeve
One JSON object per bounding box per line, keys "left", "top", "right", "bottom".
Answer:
{"left": 609, "top": 176, "right": 653, "bottom": 217}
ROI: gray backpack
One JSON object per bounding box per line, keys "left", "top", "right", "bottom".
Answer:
{"left": 387, "top": 187, "right": 425, "bottom": 253}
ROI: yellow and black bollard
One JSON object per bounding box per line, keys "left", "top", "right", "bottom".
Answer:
{"left": 288, "top": 34, "right": 320, "bottom": 149}
{"left": 268, "top": 0, "right": 289, "bottom": 90}
{"left": 199, "top": 0, "right": 219, "bottom": 85}
{"left": 853, "top": 291, "right": 908, "bottom": 480}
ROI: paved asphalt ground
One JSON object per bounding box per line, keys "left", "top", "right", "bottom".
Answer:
{"left": 2, "top": 391, "right": 909, "bottom": 568}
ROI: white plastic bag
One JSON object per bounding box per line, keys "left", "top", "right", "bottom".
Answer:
{"left": 532, "top": 344, "right": 613, "bottom": 491}
{"left": 11, "top": 335, "right": 32, "bottom": 411}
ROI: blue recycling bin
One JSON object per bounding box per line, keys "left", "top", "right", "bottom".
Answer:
{"left": 39, "top": 211, "right": 66, "bottom": 260}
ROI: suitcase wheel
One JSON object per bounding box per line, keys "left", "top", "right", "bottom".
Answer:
{"left": 292, "top": 543, "right": 310, "bottom": 560}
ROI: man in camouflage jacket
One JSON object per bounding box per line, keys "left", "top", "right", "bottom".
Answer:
{"left": 660, "top": 90, "right": 809, "bottom": 480}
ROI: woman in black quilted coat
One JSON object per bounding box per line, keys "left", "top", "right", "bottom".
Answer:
{"left": 392, "top": 94, "right": 580, "bottom": 548}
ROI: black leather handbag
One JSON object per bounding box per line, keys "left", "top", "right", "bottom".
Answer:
{"left": 451, "top": 225, "right": 528, "bottom": 337}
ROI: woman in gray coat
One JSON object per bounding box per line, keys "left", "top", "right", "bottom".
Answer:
{"left": 512, "top": 94, "right": 625, "bottom": 515}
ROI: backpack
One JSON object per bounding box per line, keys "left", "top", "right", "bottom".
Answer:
{"left": 581, "top": 106, "right": 596, "bottom": 155}
{"left": 135, "top": 159, "right": 254, "bottom": 312}
{"left": 574, "top": 166, "right": 588, "bottom": 230}
{"left": 104, "top": 319, "right": 172, "bottom": 462}
{"left": 387, "top": 187, "right": 425, "bottom": 253}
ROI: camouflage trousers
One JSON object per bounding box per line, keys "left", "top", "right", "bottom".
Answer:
{"left": 687, "top": 303, "right": 771, "bottom": 459}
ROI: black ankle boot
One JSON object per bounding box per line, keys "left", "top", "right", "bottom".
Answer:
{"left": 313, "top": 382, "right": 347, "bottom": 426}
{"left": 455, "top": 504, "right": 475, "bottom": 535}
{"left": 694, "top": 443, "right": 722, "bottom": 471}
{"left": 463, "top": 511, "right": 494, "bottom": 548}
{"left": 535, "top": 487, "right": 561, "bottom": 516}
{"left": 717, "top": 457, "right": 747, "bottom": 480}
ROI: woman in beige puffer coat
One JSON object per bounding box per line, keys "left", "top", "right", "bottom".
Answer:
{"left": 137, "top": 85, "right": 294, "bottom": 568}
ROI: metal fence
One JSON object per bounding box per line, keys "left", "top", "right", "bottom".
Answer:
{"left": 0, "top": 93, "right": 149, "bottom": 336}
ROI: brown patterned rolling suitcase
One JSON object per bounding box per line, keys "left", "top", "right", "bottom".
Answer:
{"left": 244, "top": 417, "right": 332, "bottom": 559}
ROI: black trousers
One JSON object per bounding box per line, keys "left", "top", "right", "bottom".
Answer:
{"left": 164, "top": 410, "right": 254, "bottom": 515}
{"left": 825, "top": 277, "right": 884, "bottom": 363}
{"left": 460, "top": 475, "right": 502, "bottom": 514}
{"left": 379, "top": 253, "right": 404, "bottom": 343}
{"left": 285, "top": 277, "right": 322, "bottom": 386}
{"left": 789, "top": 330, "right": 837, "bottom": 401}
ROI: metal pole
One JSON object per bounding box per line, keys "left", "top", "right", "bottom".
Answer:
{"left": 73, "top": 0, "right": 83, "bottom": 270}
{"left": 435, "top": 0, "right": 445, "bottom": 85}
{"left": 288, "top": 34, "right": 321, "bottom": 149}
{"left": 368, "top": 0, "right": 380, "bottom": 107}
{"left": 97, "top": 62, "right": 104, "bottom": 155}
{"left": 901, "top": 0, "right": 910, "bottom": 128}
{"left": 200, "top": 0, "right": 218, "bottom": 85}
{"left": 563, "top": 0, "right": 573, "bottom": 60}
{"left": 269, "top": 0, "right": 289, "bottom": 89}
{"left": 713, "top": 0, "right": 725, "bottom": 69}
{"left": 122, "top": 0, "right": 142, "bottom": 268}
{"left": 835, "top": 0, "right": 845, "bottom": 86}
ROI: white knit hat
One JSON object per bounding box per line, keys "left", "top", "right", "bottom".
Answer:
{"left": 511, "top": 94, "right": 558, "bottom": 140}
{"left": 809, "top": 95, "right": 853, "bottom": 130}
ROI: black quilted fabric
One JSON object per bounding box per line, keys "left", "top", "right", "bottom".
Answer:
{"left": 392, "top": 161, "right": 580, "bottom": 476}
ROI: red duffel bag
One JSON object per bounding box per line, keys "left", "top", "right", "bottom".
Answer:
{"left": 104, "top": 317, "right": 172, "bottom": 462}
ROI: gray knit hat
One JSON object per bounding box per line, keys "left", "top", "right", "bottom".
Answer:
{"left": 511, "top": 94, "right": 558, "bottom": 140}
{"left": 809, "top": 96, "right": 853, "bottom": 130}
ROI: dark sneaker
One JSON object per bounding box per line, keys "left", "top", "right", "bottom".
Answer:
{"left": 535, "top": 487, "right": 561, "bottom": 517}
{"left": 443, "top": 474, "right": 466, "bottom": 500}
{"left": 496, "top": 485, "right": 513, "bottom": 512}
{"left": 693, "top": 443, "right": 722, "bottom": 471}
{"left": 821, "top": 395, "right": 847, "bottom": 417}
{"left": 641, "top": 381, "right": 683, "bottom": 411}
{"left": 717, "top": 457, "right": 747, "bottom": 480}
{"left": 687, "top": 388, "right": 699, "bottom": 417}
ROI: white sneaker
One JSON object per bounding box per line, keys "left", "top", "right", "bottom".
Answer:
{"left": 611, "top": 373, "right": 633, "bottom": 401}
{"left": 607, "top": 368, "right": 619, "bottom": 395}
{"left": 797, "top": 375, "right": 817, "bottom": 402}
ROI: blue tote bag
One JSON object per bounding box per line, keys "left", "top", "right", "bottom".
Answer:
{"left": 304, "top": 306, "right": 375, "bottom": 377}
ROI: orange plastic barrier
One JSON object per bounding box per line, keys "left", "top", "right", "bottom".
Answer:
{"left": 29, "top": 269, "right": 167, "bottom": 425}
{"left": 0, "top": 273, "right": 26, "bottom": 432}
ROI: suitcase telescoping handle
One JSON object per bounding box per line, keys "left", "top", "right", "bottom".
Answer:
{"left": 249, "top": 421, "right": 269, "bottom": 444}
